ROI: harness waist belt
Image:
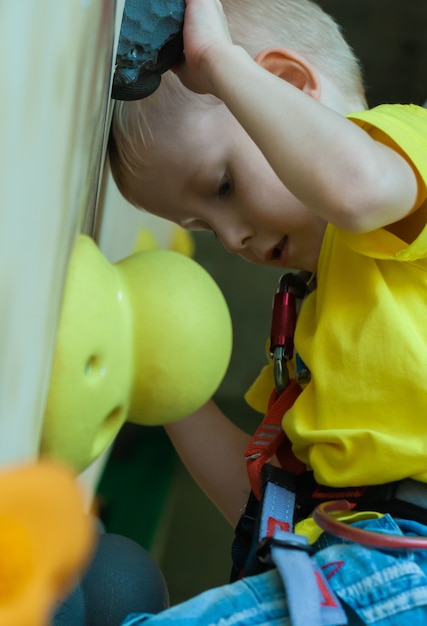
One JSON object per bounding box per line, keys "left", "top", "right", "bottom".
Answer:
{"left": 301, "top": 474, "right": 427, "bottom": 527}
{"left": 395, "top": 478, "right": 427, "bottom": 509}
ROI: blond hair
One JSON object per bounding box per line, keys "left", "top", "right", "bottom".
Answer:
{"left": 109, "top": 74, "right": 219, "bottom": 205}
{"left": 109, "top": 0, "right": 366, "bottom": 205}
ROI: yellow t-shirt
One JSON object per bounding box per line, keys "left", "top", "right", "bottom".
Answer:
{"left": 246, "top": 104, "right": 427, "bottom": 489}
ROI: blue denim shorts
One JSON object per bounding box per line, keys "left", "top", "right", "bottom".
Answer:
{"left": 122, "top": 515, "right": 427, "bottom": 626}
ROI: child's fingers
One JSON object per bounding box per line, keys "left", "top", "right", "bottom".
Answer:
{"left": 174, "top": 0, "right": 234, "bottom": 94}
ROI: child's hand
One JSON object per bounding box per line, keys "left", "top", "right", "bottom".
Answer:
{"left": 174, "top": 0, "right": 234, "bottom": 95}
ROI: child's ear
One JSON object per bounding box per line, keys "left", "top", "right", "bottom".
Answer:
{"left": 254, "top": 48, "right": 321, "bottom": 99}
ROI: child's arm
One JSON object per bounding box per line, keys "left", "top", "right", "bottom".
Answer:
{"left": 177, "top": 0, "right": 419, "bottom": 233}
{"left": 165, "top": 399, "right": 252, "bottom": 526}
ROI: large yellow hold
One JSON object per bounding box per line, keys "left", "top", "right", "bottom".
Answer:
{"left": 42, "top": 235, "right": 232, "bottom": 472}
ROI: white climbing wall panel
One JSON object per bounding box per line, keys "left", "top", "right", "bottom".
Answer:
{"left": 0, "top": 0, "right": 125, "bottom": 465}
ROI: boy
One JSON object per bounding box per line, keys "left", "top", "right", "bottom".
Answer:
{"left": 109, "top": 0, "right": 427, "bottom": 623}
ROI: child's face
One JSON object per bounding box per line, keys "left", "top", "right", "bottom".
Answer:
{"left": 130, "top": 102, "right": 327, "bottom": 272}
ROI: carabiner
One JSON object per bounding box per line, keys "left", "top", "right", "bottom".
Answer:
{"left": 270, "top": 273, "right": 307, "bottom": 394}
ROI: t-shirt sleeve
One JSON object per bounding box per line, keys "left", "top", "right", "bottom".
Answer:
{"left": 342, "top": 104, "right": 427, "bottom": 261}
{"left": 348, "top": 104, "right": 427, "bottom": 209}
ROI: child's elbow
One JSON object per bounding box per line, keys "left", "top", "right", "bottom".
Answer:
{"left": 333, "top": 191, "right": 386, "bottom": 234}
{"left": 331, "top": 157, "right": 418, "bottom": 234}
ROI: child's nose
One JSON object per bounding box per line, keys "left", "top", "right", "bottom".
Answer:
{"left": 220, "top": 228, "right": 252, "bottom": 254}
{"left": 214, "top": 215, "right": 253, "bottom": 254}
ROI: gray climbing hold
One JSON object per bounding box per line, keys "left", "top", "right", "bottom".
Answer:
{"left": 112, "top": 0, "right": 185, "bottom": 100}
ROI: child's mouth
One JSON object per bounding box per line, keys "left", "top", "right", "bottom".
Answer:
{"left": 270, "top": 236, "right": 288, "bottom": 261}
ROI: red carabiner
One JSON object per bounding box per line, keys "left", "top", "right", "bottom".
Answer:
{"left": 270, "top": 273, "right": 307, "bottom": 394}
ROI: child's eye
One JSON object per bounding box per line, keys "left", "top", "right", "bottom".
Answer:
{"left": 218, "top": 175, "right": 232, "bottom": 197}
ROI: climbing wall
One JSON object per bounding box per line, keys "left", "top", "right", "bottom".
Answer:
{"left": 0, "top": 0, "right": 124, "bottom": 466}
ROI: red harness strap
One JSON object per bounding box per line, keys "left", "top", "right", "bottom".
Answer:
{"left": 245, "top": 379, "right": 306, "bottom": 499}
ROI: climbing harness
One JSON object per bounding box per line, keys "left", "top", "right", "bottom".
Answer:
{"left": 231, "top": 271, "right": 427, "bottom": 626}
{"left": 314, "top": 495, "right": 427, "bottom": 551}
